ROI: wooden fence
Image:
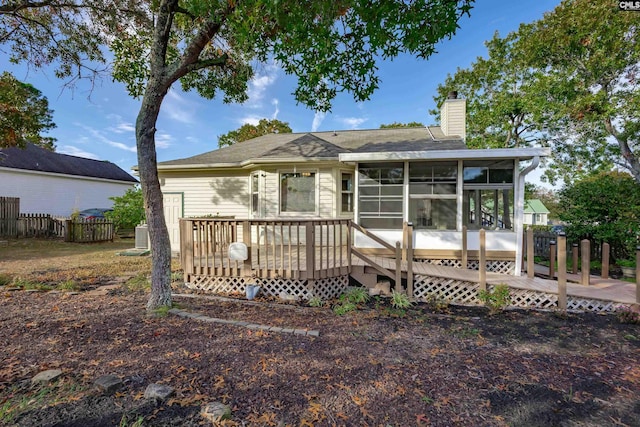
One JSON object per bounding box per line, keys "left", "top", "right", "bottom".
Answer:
{"left": 0, "top": 197, "right": 19, "bottom": 237}
{"left": 18, "top": 214, "right": 66, "bottom": 238}
{"left": 65, "top": 219, "right": 114, "bottom": 243}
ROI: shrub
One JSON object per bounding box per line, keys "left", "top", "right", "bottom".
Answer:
{"left": 478, "top": 284, "right": 511, "bottom": 315}
{"left": 390, "top": 290, "right": 413, "bottom": 309}
{"left": 106, "top": 187, "right": 145, "bottom": 231}
{"left": 617, "top": 306, "right": 640, "bottom": 325}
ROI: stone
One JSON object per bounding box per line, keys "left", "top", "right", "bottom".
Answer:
{"left": 373, "top": 281, "right": 391, "bottom": 296}
{"left": 144, "top": 383, "right": 175, "bottom": 401}
{"left": 31, "top": 369, "right": 63, "bottom": 384}
{"left": 279, "top": 292, "right": 300, "bottom": 302}
{"left": 94, "top": 374, "right": 123, "bottom": 394}
{"left": 201, "top": 401, "right": 232, "bottom": 423}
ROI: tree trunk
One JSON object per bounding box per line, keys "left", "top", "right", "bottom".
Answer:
{"left": 136, "top": 82, "right": 172, "bottom": 311}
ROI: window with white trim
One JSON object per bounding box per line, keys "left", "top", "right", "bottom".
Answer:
{"left": 409, "top": 161, "right": 457, "bottom": 230}
{"left": 358, "top": 163, "right": 403, "bottom": 229}
{"left": 340, "top": 172, "right": 354, "bottom": 214}
{"left": 280, "top": 171, "right": 316, "bottom": 213}
{"left": 463, "top": 160, "right": 514, "bottom": 230}
{"left": 251, "top": 172, "right": 259, "bottom": 215}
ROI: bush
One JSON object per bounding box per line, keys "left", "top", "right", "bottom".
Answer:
{"left": 478, "top": 284, "right": 511, "bottom": 315}
{"left": 106, "top": 187, "right": 145, "bottom": 231}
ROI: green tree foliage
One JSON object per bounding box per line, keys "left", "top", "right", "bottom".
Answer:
{"left": 558, "top": 171, "right": 640, "bottom": 260}
{"left": 218, "top": 119, "right": 292, "bottom": 148}
{"left": 433, "top": 0, "right": 640, "bottom": 185}
{"left": 107, "top": 187, "right": 145, "bottom": 231}
{"left": 1, "top": 0, "right": 473, "bottom": 310}
{"left": 379, "top": 121, "right": 424, "bottom": 129}
{"left": 0, "top": 72, "right": 56, "bottom": 150}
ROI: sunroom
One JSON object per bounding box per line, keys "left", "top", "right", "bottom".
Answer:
{"left": 340, "top": 147, "right": 550, "bottom": 275}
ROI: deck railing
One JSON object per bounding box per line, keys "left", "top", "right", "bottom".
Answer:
{"left": 180, "top": 218, "right": 352, "bottom": 281}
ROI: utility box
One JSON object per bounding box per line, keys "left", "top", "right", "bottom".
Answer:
{"left": 135, "top": 224, "right": 150, "bottom": 249}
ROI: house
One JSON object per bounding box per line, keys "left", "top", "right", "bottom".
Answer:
{"left": 156, "top": 95, "right": 550, "bottom": 277}
{"left": 523, "top": 199, "right": 550, "bottom": 226}
{"left": 0, "top": 143, "right": 138, "bottom": 216}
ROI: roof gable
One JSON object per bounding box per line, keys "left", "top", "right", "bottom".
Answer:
{"left": 261, "top": 133, "right": 348, "bottom": 158}
{"left": 0, "top": 144, "right": 138, "bottom": 183}
{"left": 524, "top": 199, "right": 550, "bottom": 214}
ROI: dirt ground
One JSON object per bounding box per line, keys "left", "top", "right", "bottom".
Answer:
{"left": 0, "top": 239, "right": 639, "bottom": 426}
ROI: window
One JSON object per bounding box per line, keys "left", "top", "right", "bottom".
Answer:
{"left": 358, "top": 163, "right": 403, "bottom": 229}
{"left": 251, "top": 173, "right": 259, "bottom": 215}
{"left": 409, "top": 161, "right": 457, "bottom": 230}
{"left": 280, "top": 172, "right": 316, "bottom": 213}
{"left": 463, "top": 160, "right": 514, "bottom": 230}
{"left": 340, "top": 172, "right": 354, "bottom": 214}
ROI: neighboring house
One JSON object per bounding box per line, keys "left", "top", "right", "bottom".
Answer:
{"left": 523, "top": 199, "right": 550, "bottom": 226}
{"left": 156, "top": 95, "right": 550, "bottom": 275}
{"left": 0, "top": 143, "right": 138, "bottom": 217}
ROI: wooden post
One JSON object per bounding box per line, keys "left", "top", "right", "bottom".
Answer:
{"left": 636, "top": 246, "right": 640, "bottom": 305}
{"left": 572, "top": 243, "right": 579, "bottom": 274}
{"left": 601, "top": 242, "right": 610, "bottom": 279}
{"left": 581, "top": 239, "right": 590, "bottom": 286}
{"left": 549, "top": 239, "right": 556, "bottom": 279}
{"left": 479, "top": 229, "right": 486, "bottom": 291}
{"left": 242, "top": 221, "right": 252, "bottom": 278}
{"left": 526, "top": 227, "right": 534, "bottom": 279}
{"left": 406, "top": 222, "right": 414, "bottom": 297}
{"left": 305, "top": 222, "right": 315, "bottom": 279}
{"left": 462, "top": 225, "right": 468, "bottom": 269}
{"left": 347, "top": 221, "right": 352, "bottom": 274}
{"left": 557, "top": 233, "right": 567, "bottom": 311}
{"left": 395, "top": 241, "right": 402, "bottom": 293}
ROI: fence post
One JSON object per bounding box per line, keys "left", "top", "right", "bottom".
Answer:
{"left": 242, "top": 221, "right": 252, "bottom": 277}
{"left": 479, "top": 229, "right": 486, "bottom": 291}
{"left": 557, "top": 233, "right": 567, "bottom": 311}
{"left": 395, "top": 241, "right": 402, "bottom": 293}
{"left": 601, "top": 242, "right": 610, "bottom": 279}
{"left": 572, "top": 243, "right": 579, "bottom": 274}
{"left": 406, "top": 222, "right": 414, "bottom": 297}
{"left": 305, "top": 222, "right": 315, "bottom": 279}
{"left": 549, "top": 239, "right": 556, "bottom": 279}
{"left": 526, "top": 227, "right": 534, "bottom": 278}
{"left": 581, "top": 239, "right": 590, "bottom": 286}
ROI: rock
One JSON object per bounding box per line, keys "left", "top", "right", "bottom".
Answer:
{"left": 31, "top": 369, "right": 63, "bottom": 384}
{"left": 201, "top": 401, "right": 232, "bottom": 423}
{"left": 144, "top": 383, "right": 175, "bottom": 401}
{"left": 373, "top": 281, "right": 391, "bottom": 296}
{"left": 279, "top": 292, "right": 299, "bottom": 302}
{"left": 94, "top": 374, "right": 123, "bottom": 394}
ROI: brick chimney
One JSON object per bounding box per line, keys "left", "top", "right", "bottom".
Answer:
{"left": 440, "top": 91, "right": 466, "bottom": 143}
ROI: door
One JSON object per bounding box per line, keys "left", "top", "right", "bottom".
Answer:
{"left": 163, "top": 193, "right": 183, "bottom": 252}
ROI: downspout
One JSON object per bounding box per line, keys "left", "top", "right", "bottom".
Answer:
{"left": 514, "top": 156, "right": 540, "bottom": 276}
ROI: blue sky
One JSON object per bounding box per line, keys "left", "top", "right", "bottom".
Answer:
{"left": 1, "top": 0, "right": 561, "bottom": 184}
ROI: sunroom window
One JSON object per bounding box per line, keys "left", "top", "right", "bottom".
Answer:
{"left": 358, "top": 163, "right": 403, "bottom": 229}
{"left": 409, "top": 161, "right": 457, "bottom": 230}
{"left": 280, "top": 172, "right": 316, "bottom": 213}
{"left": 340, "top": 172, "right": 354, "bottom": 214}
{"left": 463, "top": 160, "right": 514, "bottom": 230}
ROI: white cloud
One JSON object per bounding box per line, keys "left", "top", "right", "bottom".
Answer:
{"left": 339, "top": 117, "right": 368, "bottom": 129}
{"left": 239, "top": 115, "right": 261, "bottom": 126}
{"left": 246, "top": 63, "right": 279, "bottom": 108}
{"left": 271, "top": 99, "right": 280, "bottom": 120}
{"left": 57, "top": 145, "right": 100, "bottom": 159}
{"left": 311, "top": 112, "right": 326, "bottom": 132}
{"left": 105, "top": 113, "right": 136, "bottom": 134}
{"left": 76, "top": 123, "right": 137, "bottom": 153}
{"left": 155, "top": 132, "right": 172, "bottom": 149}
{"left": 162, "top": 89, "right": 197, "bottom": 124}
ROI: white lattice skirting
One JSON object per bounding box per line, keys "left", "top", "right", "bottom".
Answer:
{"left": 414, "top": 275, "right": 629, "bottom": 313}
{"left": 420, "top": 259, "right": 515, "bottom": 275}
{"left": 185, "top": 275, "right": 348, "bottom": 301}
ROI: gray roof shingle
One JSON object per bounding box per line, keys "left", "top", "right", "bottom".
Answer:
{"left": 0, "top": 144, "right": 138, "bottom": 183}
{"left": 158, "top": 127, "right": 466, "bottom": 168}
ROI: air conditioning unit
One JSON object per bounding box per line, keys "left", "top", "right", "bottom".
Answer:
{"left": 135, "top": 224, "right": 149, "bottom": 249}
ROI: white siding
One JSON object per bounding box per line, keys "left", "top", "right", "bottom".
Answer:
{"left": 0, "top": 168, "right": 135, "bottom": 216}
{"left": 161, "top": 171, "right": 250, "bottom": 218}
{"left": 440, "top": 98, "right": 466, "bottom": 141}
{"left": 355, "top": 229, "right": 518, "bottom": 252}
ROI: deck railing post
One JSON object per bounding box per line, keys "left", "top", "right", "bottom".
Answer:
{"left": 242, "top": 221, "right": 252, "bottom": 277}
{"left": 479, "top": 229, "right": 486, "bottom": 291}
{"left": 581, "top": 239, "right": 591, "bottom": 286}
{"left": 572, "top": 243, "right": 579, "bottom": 274}
{"left": 347, "top": 221, "right": 352, "bottom": 274}
{"left": 395, "top": 241, "right": 402, "bottom": 293}
{"left": 305, "top": 221, "right": 315, "bottom": 279}
{"left": 462, "top": 225, "right": 468, "bottom": 269}
{"left": 549, "top": 240, "right": 556, "bottom": 279}
{"left": 557, "top": 233, "right": 567, "bottom": 311}
{"left": 601, "top": 242, "right": 610, "bottom": 279}
{"left": 526, "top": 227, "right": 534, "bottom": 278}
{"left": 406, "top": 222, "right": 414, "bottom": 297}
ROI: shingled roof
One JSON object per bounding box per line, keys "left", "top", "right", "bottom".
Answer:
{"left": 0, "top": 144, "right": 138, "bottom": 183}
{"left": 158, "top": 127, "right": 466, "bottom": 168}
